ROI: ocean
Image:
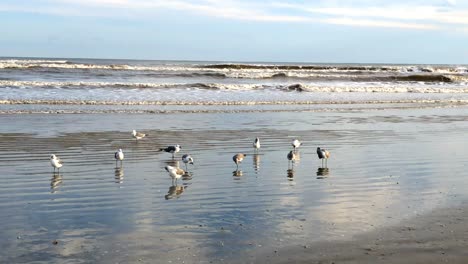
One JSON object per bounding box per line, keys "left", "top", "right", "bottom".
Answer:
{"left": 0, "top": 57, "right": 467, "bottom": 113}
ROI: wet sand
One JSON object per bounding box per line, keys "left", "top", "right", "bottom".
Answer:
{"left": 256, "top": 203, "right": 468, "bottom": 264}
{"left": 1, "top": 106, "right": 468, "bottom": 263}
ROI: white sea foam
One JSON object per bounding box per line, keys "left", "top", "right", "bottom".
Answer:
{"left": 1, "top": 80, "right": 467, "bottom": 93}
{"left": 1, "top": 98, "right": 468, "bottom": 106}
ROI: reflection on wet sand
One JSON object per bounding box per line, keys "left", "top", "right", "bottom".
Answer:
{"left": 115, "top": 167, "right": 124, "bottom": 184}
{"left": 165, "top": 159, "right": 180, "bottom": 167}
{"left": 287, "top": 169, "right": 295, "bottom": 180}
{"left": 182, "top": 171, "right": 193, "bottom": 181}
{"left": 164, "top": 184, "right": 185, "bottom": 200}
{"left": 50, "top": 173, "right": 63, "bottom": 193}
{"left": 316, "top": 167, "right": 330, "bottom": 179}
{"left": 253, "top": 154, "right": 260, "bottom": 173}
{"left": 233, "top": 170, "right": 243, "bottom": 177}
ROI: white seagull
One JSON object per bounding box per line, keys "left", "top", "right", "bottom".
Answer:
{"left": 233, "top": 153, "right": 246, "bottom": 170}
{"left": 159, "top": 145, "right": 181, "bottom": 158}
{"left": 114, "top": 148, "right": 124, "bottom": 166}
{"left": 165, "top": 165, "right": 185, "bottom": 183}
{"left": 253, "top": 137, "right": 260, "bottom": 151}
{"left": 132, "top": 130, "right": 147, "bottom": 141}
{"left": 181, "top": 154, "right": 194, "bottom": 170}
{"left": 50, "top": 154, "right": 63, "bottom": 172}
{"left": 292, "top": 139, "right": 302, "bottom": 151}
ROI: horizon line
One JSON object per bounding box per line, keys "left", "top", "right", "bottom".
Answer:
{"left": 1, "top": 55, "right": 467, "bottom": 66}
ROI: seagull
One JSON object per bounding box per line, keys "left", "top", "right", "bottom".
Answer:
{"left": 132, "top": 130, "right": 147, "bottom": 141}
{"left": 50, "top": 154, "right": 63, "bottom": 172}
{"left": 287, "top": 150, "right": 297, "bottom": 168}
{"left": 181, "top": 154, "right": 194, "bottom": 170}
{"left": 317, "top": 147, "right": 331, "bottom": 167}
{"left": 165, "top": 165, "right": 185, "bottom": 183}
{"left": 292, "top": 139, "right": 302, "bottom": 151}
{"left": 159, "top": 145, "right": 181, "bottom": 158}
{"left": 114, "top": 148, "right": 124, "bottom": 167}
{"left": 253, "top": 137, "right": 260, "bottom": 151}
{"left": 232, "top": 153, "right": 246, "bottom": 170}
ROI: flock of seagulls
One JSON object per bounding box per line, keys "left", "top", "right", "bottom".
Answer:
{"left": 49, "top": 130, "right": 331, "bottom": 182}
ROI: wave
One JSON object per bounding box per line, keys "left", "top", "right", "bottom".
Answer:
{"left": 1, "top": 60, "right": 467, "bottom": 76}
{"left": 1, "top": 80, "right": 468, "bottom": 93}
{"left": 0, "top": 80, "right": 262, "bottom": 90}
{"left": 202, "top": 63, "right": 468, "bottom": 74}
{"left": 367, "top": 75, "right": 454, "bottom": 83}
{"left": 203, "top": 63, "right": 400, "bottom": 71}
{"left": 2, "top": 99, "right": 467, "bottom": 106}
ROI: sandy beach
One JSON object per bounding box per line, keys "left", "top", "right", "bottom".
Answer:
{"left": 256, "top": 203, "right": 468, "bottom": 264}
{"left": 1, "top": 105, "right": 468, "bottom": 263}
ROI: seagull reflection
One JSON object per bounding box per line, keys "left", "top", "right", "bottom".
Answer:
{"left": 115, "top": 167, "right": 124, "bottom": 184}
{"left": 50, "top": 173, "right": 63, "bottom": 193}
{"left": 165, "top": 159, "right": 180, "bottom": 167}
{"left": 253, "top": 154, "right": 260, "bottom": 173}
{"left": 164, "top": 184, "right": 185, "bottom": 200}
{"left": 287, "top": 169, "right": 295, "bottom": 180}
{"left": 233, "top": 170, "right": 243, "bottom": 177}
{"left": 182, "top": 171, "right": 193, "bottom": 181}
{"left": 316, "top": 167, "right": 330, "bottom": 179}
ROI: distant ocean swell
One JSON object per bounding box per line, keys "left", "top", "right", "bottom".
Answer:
{"left": 1, "top": 59, "right": 467, "bottom": 74}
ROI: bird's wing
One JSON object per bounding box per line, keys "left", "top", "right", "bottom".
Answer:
{"left": 176, "top": 168, "right": 185, "bottom": 175}
{"left": 57, "top": 158, "right": 63, "bottom": 164}
{"left": 167, "top": 146, "right": 176, "bottom": 152}
{"left": 136, "top": 132, "right": 146, "bottom": 137}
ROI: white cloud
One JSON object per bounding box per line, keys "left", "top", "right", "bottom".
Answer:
{"left": 323, "top": 17, "right": 439, "bottom": 30}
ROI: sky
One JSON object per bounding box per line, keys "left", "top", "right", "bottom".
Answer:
{"left": 0, "top": 0, "right": 468, "bottom": 64}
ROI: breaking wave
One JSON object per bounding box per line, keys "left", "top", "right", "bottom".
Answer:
{"left": 1, "top": 59, "right": 467, "bottom": 76}
{"left": 2, "top": 99, "right": 468, "bottom": 106}
{"left": 1, "top": 80, "right": 468, "bottom": 93}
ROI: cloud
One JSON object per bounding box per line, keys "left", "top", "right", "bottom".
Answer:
{"left": 323, "top": 17, "right": 439, "bottom": 30}
{"left": 1, "top": 0, "right": 467, "bottom": 30}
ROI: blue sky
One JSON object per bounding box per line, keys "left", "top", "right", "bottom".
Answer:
{"left": 0, "top": 0, "right": 467, "bottom": 64}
